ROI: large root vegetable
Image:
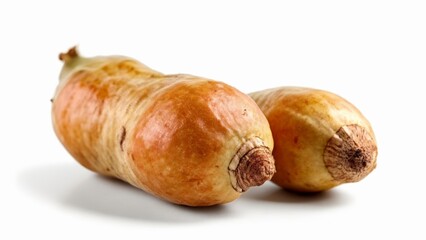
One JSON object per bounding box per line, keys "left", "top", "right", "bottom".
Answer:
{"left": 250, "top": 87, "right": 377, "bottom": 192}
{"left": 51, "top": 47, "right": 275, "bottom": 206}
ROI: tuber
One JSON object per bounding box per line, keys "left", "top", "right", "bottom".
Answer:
{"left": 250, "top": 87, "right": 377, "bottom": 192}
{"left": 51, "top": 47, "right": 275, "bottom": 206}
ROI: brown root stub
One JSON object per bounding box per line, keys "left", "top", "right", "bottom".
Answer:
{"left": 324, "top": 124, "right": 377, "bottom": 183}
{"left": 235, "top": 147, "right": 275, "bottom": 191}
{"left": 229, "top": 137, "right": 275, "bottom": 192}
{"left": 59, "top": 46, "right": 79, "bottom": 62}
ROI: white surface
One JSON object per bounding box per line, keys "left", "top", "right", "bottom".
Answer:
{"left": 1, "top": 0, "right": 425, "bottom": 239}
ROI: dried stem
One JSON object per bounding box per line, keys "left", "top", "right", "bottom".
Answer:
{"left": 229, "top": 137, "right": 275, "bottom": 192}
{"left": 324, "top": 124, "right": 377, "bottom": 182}
{"left": 59, "top": 46, "right": 79, "bottom": 62}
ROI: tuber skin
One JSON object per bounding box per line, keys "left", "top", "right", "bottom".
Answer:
{"left": 250, "top": 87, "right": 377, "bottom": 192}
{"left": 52, "top": 47, "right": 275, "bottom": 206}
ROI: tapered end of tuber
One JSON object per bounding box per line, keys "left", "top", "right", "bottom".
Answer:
{"left": 229, "top": 137, "right": 275, "bottom": 192}
{"left": 58, "top": 46, "right": 85, "bottom": 81}
{"left": 59, "top": 46, "right": 79, "bottom": 63}
{"left": 324, "top": 124, "right": 377, "bottom": 183}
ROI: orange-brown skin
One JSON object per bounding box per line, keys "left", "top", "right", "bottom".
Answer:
{"left": 52, "top": 48, "right": 274, "bottom": 206}
{"left": 250, "top": 87, "right": 377, "bottom": 192}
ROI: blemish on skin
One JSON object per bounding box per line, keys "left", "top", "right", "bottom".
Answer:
{"left": 119, "top": 126, "right": 127, "bottom": 151}
{"left": 293, "top": 136, "right": 298, "bottom": 144}
{"left": 50, "top": 98, "right": 53, "bottom": 103}
{"left": 243, "top": 108, "right": 248, "bottom": 116}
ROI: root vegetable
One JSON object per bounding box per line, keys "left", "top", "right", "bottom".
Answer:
{"left": 250, "top": 87, "right": 377, "bottom": 192}
{"left": 52, "top": 47, "right": 275, "bottom": 206}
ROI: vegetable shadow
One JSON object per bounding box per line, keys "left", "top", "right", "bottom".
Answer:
{"left": 242, "top": 182, "right": 352, "bottom": 208}
{"left": 18, "top": 163, "right": 235, "bottom": 223}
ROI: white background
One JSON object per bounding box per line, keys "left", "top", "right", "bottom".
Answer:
{"left": 1, "top": 0, "right": 425, "bottom": 239}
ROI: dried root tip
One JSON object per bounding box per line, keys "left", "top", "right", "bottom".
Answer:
{"left": 235, "top": 147, "right": 275, "bottom": 192}
{"left": 229, "top": 137, "right": 275, "bottom": 192}
{"left": 59, "top": 46, "right": 79, "bottom": 62}
{"left": 324, "top": 124, "right": 377, "bottom": 183}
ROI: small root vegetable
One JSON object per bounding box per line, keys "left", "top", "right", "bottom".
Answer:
{"left": 52, "top": 47, "right": 275, "bottom": 206}
{"left": 250, "top": 87, "right": 377, "bottom": 192}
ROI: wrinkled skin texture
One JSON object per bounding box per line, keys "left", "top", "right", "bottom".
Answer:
{"left": 52, "top": 51, "right": 273, "bottom": 206}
